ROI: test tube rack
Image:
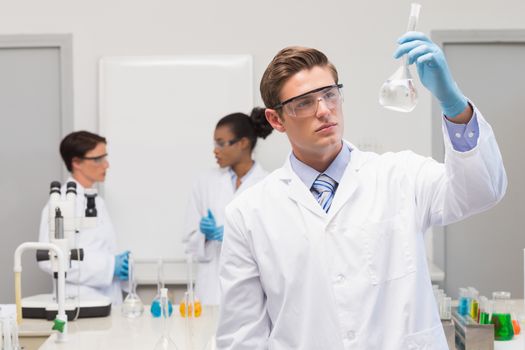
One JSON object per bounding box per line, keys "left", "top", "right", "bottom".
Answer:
{"left": 452, "top": 308, "right": 494, "bottom": 350}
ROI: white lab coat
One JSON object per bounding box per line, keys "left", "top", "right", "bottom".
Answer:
{"left": 38, "top": 178, "right": 123, "bottom": 305}
{"left": 217, "top": 110, "right": 507, "bottom": 350}
{"left": 184, "top": 163, "right": 268, "bottom": 305}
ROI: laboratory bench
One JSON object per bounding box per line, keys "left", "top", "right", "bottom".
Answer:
{"left": 18, "top": 302, "right": 524, "bottom": 349}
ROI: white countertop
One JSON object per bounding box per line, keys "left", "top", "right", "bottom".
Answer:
{"left": 20, "top": 302, "right": 525, "bottom": 349}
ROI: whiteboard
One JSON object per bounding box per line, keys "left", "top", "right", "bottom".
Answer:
{"left": 99, "top": 55, "right": 253, "bottom": 265}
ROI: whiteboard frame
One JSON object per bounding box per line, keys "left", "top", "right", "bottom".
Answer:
{"left": 98, "top": 55, "right": 253, "bottom": 282}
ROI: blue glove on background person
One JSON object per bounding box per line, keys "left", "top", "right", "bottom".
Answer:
{"left": 114, "top": 251, "right": 130, "bottom": 280}
{"left": 394, "top": 32, "right": 468, "bottom": 118}
{"left": 199, "top": 209, "right": 224, "bottom": 241}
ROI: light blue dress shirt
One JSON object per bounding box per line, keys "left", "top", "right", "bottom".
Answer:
{"left": 228, "top": 161, "right": 258, "bottom": 190}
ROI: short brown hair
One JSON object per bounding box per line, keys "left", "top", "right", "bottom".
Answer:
{"left": 260, "top": 46, "right": 339, "bottom": 109}
{"left": 60, "top": 131, "right": 106, "bottom": 172}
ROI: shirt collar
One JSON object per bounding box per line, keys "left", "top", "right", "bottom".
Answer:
{"left": 289, "top": 142, "right": 351, "bottom": 189}
{"left": 228, "top": 161, "right": 257, "bottom": 188}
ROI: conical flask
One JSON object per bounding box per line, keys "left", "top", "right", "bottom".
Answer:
{"left": 122, "top": 252, "right": 144, "bottom": 318}
{"left": 153, "top": 288, "right": 179, "bottom": 350}
{"left": 491, "top": 291, "right": 514, "bottom": 341}
{"left": 379, "top": 3, "right": 421, "bottom": 112}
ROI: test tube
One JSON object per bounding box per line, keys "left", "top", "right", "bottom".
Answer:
{"left": 468, "top": 287, "right": 479, "bottom": 321}
{"left": 437, "top": 290, "right": 445, "bottom": 318}
{"left": 458, "top": 288, "right": 469, "bottom": 316}
{"left": 479, "top": 296, "right": 491, "bottom": 324}
{"left": 442, "top": 297, "right": 452, "bottom": 320}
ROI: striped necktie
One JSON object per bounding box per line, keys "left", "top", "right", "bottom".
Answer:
{"left": 311, "top": 174, "right": 338, "bottom": 213}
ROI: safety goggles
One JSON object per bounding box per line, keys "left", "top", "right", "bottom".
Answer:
{"left": 273, "top": 84, "right": 343, "bottom": 118}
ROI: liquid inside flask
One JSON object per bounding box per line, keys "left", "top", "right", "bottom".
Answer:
{"left": 491, "top": 291, "right": 514, "bottom": 341}
{"left": 122, "top": 252, "right": 144, "bottom": 318}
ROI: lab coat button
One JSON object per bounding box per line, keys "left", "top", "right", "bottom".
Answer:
{"left": 455, "top": 132, "right": 462, "bottom": 139}
{"left": 335, "top": 273, "right": 346, "bottom": 283}
{"left": 346, "top": 330, "right": 355, "bottom": 340}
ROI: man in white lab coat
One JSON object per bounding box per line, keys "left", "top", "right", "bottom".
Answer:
{"left": 39, "top": 131, "right": 129, "bottom": 305}
{"left": 217, "top": 33, "right": 507, "bottom": 349}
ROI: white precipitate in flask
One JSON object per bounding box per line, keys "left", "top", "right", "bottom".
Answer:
{"left": 379, "top": 3, "right": 421, "bottom": 112}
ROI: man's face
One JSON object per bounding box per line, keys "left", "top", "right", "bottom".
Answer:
{"left": 72, "top": 142, "right": 109, "bottom": 185}
{"left": 266, "top": 66, "right": 344, "bottom": 160}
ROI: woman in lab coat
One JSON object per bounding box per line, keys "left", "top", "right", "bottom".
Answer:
{"left": 184, "top": 108, "right": 273, "bottom": 305}
{"left": 38, "top": 131, "right": 129, "bottom": 305}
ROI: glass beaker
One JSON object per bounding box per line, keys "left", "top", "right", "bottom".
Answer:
{"left": 379, "top": 3, "right": 421, "bottom": 112}
{"left": 122, "top": 252, "right": 144, "bottom": 318}
{"left": 491, "top": 291, "right": 514, "bottom": 341}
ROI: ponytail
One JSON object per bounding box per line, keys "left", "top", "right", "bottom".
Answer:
{"left": 216, "top": 108, "right": 274, "bottom": 150}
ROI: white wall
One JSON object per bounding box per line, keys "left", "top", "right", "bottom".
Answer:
{"left": 1, "top": 0, "right": 523, "bottom": 265}
{"left": 1, "top": 0, "right": 523, "bottom": 167}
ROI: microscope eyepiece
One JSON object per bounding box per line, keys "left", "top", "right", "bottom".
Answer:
{"left": 66, "top": 181, "right": 77, "bottom": 195}
{"left": 50, "top": 181, "right": 61, "bottom": 195}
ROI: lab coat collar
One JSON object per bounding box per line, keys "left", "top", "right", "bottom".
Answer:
{"left": 276, "top": 140, "right": 368, "bottom": 219}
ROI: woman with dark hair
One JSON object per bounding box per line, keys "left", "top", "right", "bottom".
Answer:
{"left": 183, "top": 107, "right": 273, "bottom": 305}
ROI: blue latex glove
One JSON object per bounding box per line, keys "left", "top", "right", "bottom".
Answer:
{"left": 199, "top": 209, "right": 224, "bottom": 241}
{"left": 394, "top": 32, "right": 468, "bottom": 117}
{"left": 114, "top": 251, "right": 129, "bottom": 281}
